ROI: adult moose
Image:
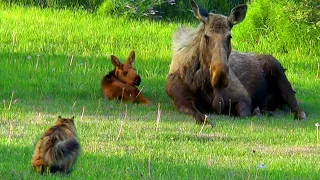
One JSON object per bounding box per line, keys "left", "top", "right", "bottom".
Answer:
{"left": 166, "top": 0, "right": 306, "bottom": 124}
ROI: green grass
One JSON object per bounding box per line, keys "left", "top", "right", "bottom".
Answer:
{"left": 0, "top": 3, "right": 319, "bottom": 179}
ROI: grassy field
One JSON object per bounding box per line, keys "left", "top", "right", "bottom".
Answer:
{"left": 0, "top": 3, "right": 319, "bottom": 179}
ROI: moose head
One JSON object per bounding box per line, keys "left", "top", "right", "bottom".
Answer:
{"left": 191, "top": 0, "right": 247, "bottom": 88}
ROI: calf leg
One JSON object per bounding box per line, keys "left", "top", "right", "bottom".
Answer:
{"left": 104, "top": 80, "right": 150, "bottom": 104}
{"left": 261, "top": 55, "right": 306, "bottom": 120}
{"left": 136, "top": 94, "right": 151, "bottom": 104}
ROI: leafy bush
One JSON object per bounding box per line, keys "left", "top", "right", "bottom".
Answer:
{"left": 2, "top": 0, "right": 248, "bottom": 19}
{"left": 232, "top": 0, "right": 319, "bottom": 56}
{"left": 97, "top": 0, "right": 165, "bottom": 19}
{"left": 2, "top": 0, "right": 105, "bottom": 10}
{"left": 285, "top": 0, "right": 320, "bottom": 30}
{"left": 97, "top": 0, "right": 248, "bottom": 20}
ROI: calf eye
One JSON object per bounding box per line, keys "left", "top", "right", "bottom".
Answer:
{"left": 123, "top": 71, "right": 128, "bottom": 76}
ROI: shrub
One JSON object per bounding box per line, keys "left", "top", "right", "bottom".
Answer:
{"left": 97, "top": 0, "right": 248, "bottom": 20}
{"left": 2, "top": 0, "right": 105, "bottom": 10}
{"left": 97, "top": 0, "right": 165, "bottom": 19}
{"left": 285, "top": 0, "right": 320, "bottom": 31}
{"left": 232, "top": 0, "right": 319, "bottom": 56}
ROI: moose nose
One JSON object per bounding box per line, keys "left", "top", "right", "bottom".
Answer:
{"left": 211, "top": 63, "right": 229, "bottom": 88}
{"left": 134, "top": 76, "right": 141, "bottom": 86}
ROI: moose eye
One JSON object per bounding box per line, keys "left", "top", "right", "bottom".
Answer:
{"left": 123, "top": 71, "right": 128, "bottom": 76}
{"left": 226, "top": 35, "right": 232, "bottom": 45}
{"left": 204, "top": 35, "right": 210, "bottom": 43}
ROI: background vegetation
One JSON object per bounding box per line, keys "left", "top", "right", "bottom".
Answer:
{"left": 0, "top": 0, "right": 319, "bottom": 179}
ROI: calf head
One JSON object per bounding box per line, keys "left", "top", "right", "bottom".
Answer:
{"left": 111, "top": 50, "right": 141, "bottom": 86}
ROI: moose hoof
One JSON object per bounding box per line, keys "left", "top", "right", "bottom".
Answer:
{"left": 208, "top": 119, "right": 215, "bottom": 127}
{"left": 195, "top": 114, "right": 215, "bottom": 127}
{"left": 261, "top": 110, "right": 275, "bottom": 117}
{"left": 294, "top": 110, "right": 307, "bottom": 120}
{"left": 195, "top": 113, "right": 207, "bottom": 124}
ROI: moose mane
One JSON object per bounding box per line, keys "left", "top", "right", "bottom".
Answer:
{"left": 169, "top": 24, "right": 206, "bottom": 75}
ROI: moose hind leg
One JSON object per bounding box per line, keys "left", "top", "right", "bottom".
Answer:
{"left": 263, "top": 55, "right": 306, "bottom": 120}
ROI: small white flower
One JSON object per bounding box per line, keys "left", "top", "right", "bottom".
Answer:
{"left": 52, "top": 68, "right": 56, "bottom": 71}
{"left": 257, "top": 163, "right": 266, "bottom": 169}
{"left": 27, "top": 55, "right": 31, "bottom": 60}
{"left": 315, "top": 123, "right": 320, "bottom": 127}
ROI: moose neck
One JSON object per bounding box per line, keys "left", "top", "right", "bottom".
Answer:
{"left": 109, "top": 69, "right": 128, "bottom": 85}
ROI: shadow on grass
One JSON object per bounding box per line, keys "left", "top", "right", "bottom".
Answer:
{"left": 0, "top": 51, "right": 172, "bottom": 115}
{"left": 0, "top": 51, "right": 318, "bottom": 122}
{"left": 0, "top": 145, "right": 318, "bottom": 179}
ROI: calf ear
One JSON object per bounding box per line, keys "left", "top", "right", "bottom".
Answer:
{"left": 111, "top": 55, "right": 121, "bottom": 68}
{"left": 127, "top": 50, "right": 135, "bottom": 65}
{"left": 229, "top": 4, "right": 247, "bottom": 25}
{"left": 190, "top": 0, "right": 208, "bottom": 23}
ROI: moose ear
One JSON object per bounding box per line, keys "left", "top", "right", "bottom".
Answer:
{"left": 58, "top": 115, "right": 62, "bottom": 119}
{"left": 229, "top": 4, "right": 247, "bottom": 25}
{"left": 111, "top": 55, "right": 121, "bottom": 68}
{"left": 127, "top": 50, "right": 135, "bottom": 65}
{"left": 191, "top": 0, "right": 209, "bottom": 23}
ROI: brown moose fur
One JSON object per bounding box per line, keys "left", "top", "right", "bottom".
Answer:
{"left": 229, "top": 52, "right": 305, "bottom": 118}
{"left": 166, "top": 0, "right": 306, "bottom": 123}
{"left": 101, "top": 50, "right": 151, "bottom": 104}
{"left": 31, "top": 116, "right": 80, "bottom": 174}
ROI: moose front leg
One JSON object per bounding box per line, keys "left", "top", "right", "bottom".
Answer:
{"left": 234, "top": 101, "right": 252, "bottom": 117}
{"left": 166, "top": 74, "right": 210, "bottom": 124}
{"left": 176, "top": 99, "right": 206, "bottom": 124}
